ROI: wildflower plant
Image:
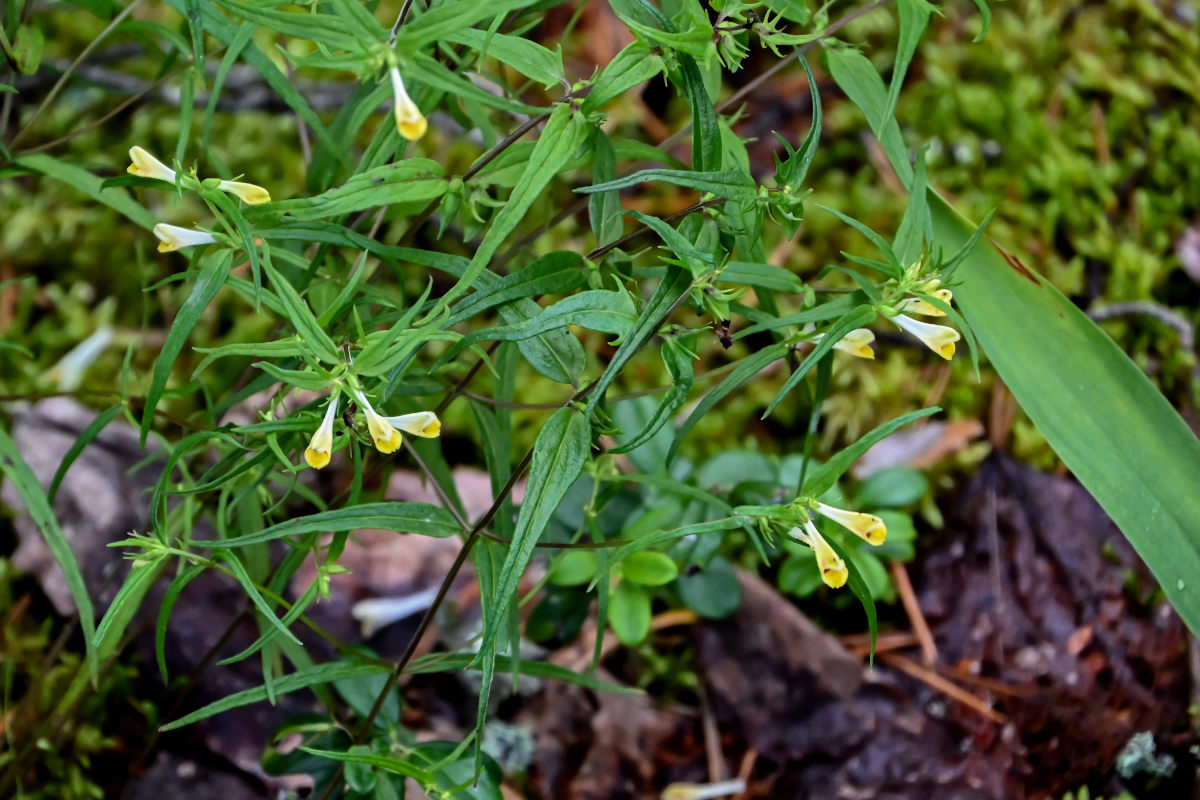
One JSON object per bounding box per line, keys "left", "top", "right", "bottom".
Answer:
{"left": 5, "top": 0, "right": 1200, "bottom": 797}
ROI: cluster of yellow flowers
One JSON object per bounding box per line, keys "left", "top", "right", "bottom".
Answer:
{"left": 303, "top": 389, "right": 441, "bottom": 471}
{"left": 127, "top": 145, "right": 271, "bottom": 253}
{"left": 786, "top": 502, "right": 887, "bottom": 589}
{"left": 825, "top": 285, "right": 959, "bottom": 361}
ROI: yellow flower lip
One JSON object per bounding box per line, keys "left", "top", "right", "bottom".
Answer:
{"left": 831, "top": 328, "right": 875, "bottom": 359}
{"left": 304, "top": 395, "right": 339, "bottom": 470}
{"left": 891, "top": 313, "right": 960, "bottom": 360}
{"left": 381, "top": 411, "right": 441, "bottom": 439}
{"left": 128, "top": 146, "right": 176, "bottom": 183}
{"left": 217, "top": 179, "right": 271, "bottom": 205}
{"left": 153, "top": 223, "right": 217, "bottom": 253}
{"left": 354, "top": 390, "right": 403, "bottom": 454}
{"left": 787, "top": 523, "right": 849, "bottom": 589}
{"left": 389, "top": 67, "right": 427, "bottom": 141}
{"left": 814, "top": 502, "right": 887, "bottom": 545}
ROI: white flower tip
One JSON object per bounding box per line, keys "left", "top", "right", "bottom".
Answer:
{"left": 128, "top": 146, "right": 177, "bottom": 183}
{"left": 152, "top": 223, "right": 216, "bottom": 253}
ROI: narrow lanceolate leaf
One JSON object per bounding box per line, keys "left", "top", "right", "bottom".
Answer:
{"left": 802, "top": 406, "right": 940, "bottom": 498}
{"left": 0, "top": 428, "right": 97, "bottom": 680}
{"left": 444, "top": 28, "right": 563, "bottom": 88}
{"left": 577, "top": 169, "right": 756, "bottom": 201}
{"left": 405, "top": 652, "right": 640, "bottom": 694}
{"left": 196, "top": 502, "right": 462, "bottom": 548}
{"left": 16, "top": 154, "right": 156, "bottom": 230}
{"left": 93, "top": 560, "right": 166, "bottom": 662}
{"left": 582, "top": 41, "right": 665, "bottom": 112}
{"left": 669, "top": 341, "right": 792, "bottom": 464}
{"left": 474, "top": 408, "right": 590, "bottom": 769}
{"left": 930, "top": 190, "right": 1200, "bottom": 637}
{"left": 585, "top": 265, "right": 693, "bottom": 420}
{"left": 161, "top": 661, "right": 389, "bottom": 730}
{"left": 439, "top": 103, "right": 584, "bottom": 309}
{"left": 824, "top": 47, "right": 913, "bottom": 188}
{"left": 141, "top": 249, "right": 233, "bottom": 445}
{"left": 249, "top": 161, "right": 447, "bottom": 222}
{"left": 437, "top": 290, "right": 636, "bottom": 368}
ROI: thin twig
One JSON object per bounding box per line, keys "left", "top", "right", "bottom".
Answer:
{"left": 889, "top": 560, "right": 937, "bottom": 666}
{"left": 881, "top": 651, "right": 1006, "bottom": 724}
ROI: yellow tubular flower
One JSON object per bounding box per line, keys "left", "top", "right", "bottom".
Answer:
{"left": 786, "top": 523, "right": 848, "bottom": 589}
{"left": 814, "top": 501, "right": 887, "bottom": 545}
{"left": 803, "top": 520, "right": 849, "bottom": 588}
{"left": 217, "top": 179, "right": 271, "bottom": 205}
{"left": 354, "top": 390, "right": 403, "bottom": 453}
{"left": 382, "top": 411, "right": 441, "bottom": 438}
{"left": 128, "top": 146, "right": 177, "bottom": 183}
{"left": 389, "top": 67, "right": 427, "bottom": 141}
{"left": 831, "top": 328, "right": 875, "bottom": 359}
{"left": 153, "top": 223, "right": 217, "bottom": 253}
{"left": 304, "top": 395, "right": 340, "bottom": 469}
{"left": 897, "top": 288, "right": 954, "bottom": 317}
{"left": 890, "top": 313, "right": 959, "bottom": 360}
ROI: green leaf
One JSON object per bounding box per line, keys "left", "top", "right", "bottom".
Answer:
{"left": 260, "top": 256, "right": 340, "bottom": 364}
{"left": 620, "top": 551, "right": 678, "bottom": 586}
{"left": 445, "top": 28, "right": 563, "bottom": 89}
{"left": 163, "top": 0, "right": 345, "bottom": 164}
{"left": 447, "top": 251, "right": 586, "bottom": 325}
{"left": 405, "top": 51, "right": 543, "bottom": 115}
{"left": 717, "top": 262, "right": 805, "bottom": 293}
{"left": 474, "top": 408, "right": 589, "bottom": 768}
{"left": 802, "top": 406, "right": 939, "bottom": 499}
{"left": 161, "top": 661, "right": 390, "bottom": 730}
{"left": 894, "top": 147, "right": 930, "bottom": 266}
{"left": 884, "top": 0, "right": 935, "bottom": 128}
{"left": 762, "top": 305, "right": 877, "bottom": 418}
{"left": 0, "top": 428, "right": 98, "bottom": 680}
{"left": 299, "top": 747, "right": 432, "bottom": 783}
{"left": 578, "top": 169, "right": 756, "bottom": 200}
{"left": 405, "top": 652, "right": 639, "bottom": 694}
{"left": 93, "top": 560, "right": 166, "bottom": 661}
{"left": 141, "top": 249, "right": 233, "bottom": 445}
{"left": 930, "top": 189, "right": 1200, "bottom": 637}
{"left": 219, "top": 550, "right": 302, "bottom": 646}
{"left": 197, "top": 502, "right": 462, "bottom": 548}
{"left": 609, "top": 580, "right": 651, "bottom": 645}
{"left": 396, "top": 0, "right": 542, "bottom": 49}
{"left": 611, "top": 338, "right": 695, "bottom": 458}
{"left": 437, "top": 290, "right": 635, "bottom": 369}
{"left": 253, "top": 161, "right": 447, "bottom": 222}
{"left": 15, "top": 154, "right": 156, "bottom": 230}
{"left": 676, "top": 555, "right": 741, "bottom": 618}
{"left": 669, "top": 341, "right": 790, "bottom": 464}
{"left": 582, "top": 41, "right": 665, "bottom": 112}
{"left": 47, "top": 403, "right": 124, "bottom": 505}
{"left": 439, "top": 103, "right": 584, "bottom": 310}
{"left": 824, "top": 47, "right": 913, "bottom": 187}
{"left": 549, "top": 550, "right": 599, "bottom": 586}
{"left": 585, "top": 265, "right": 693, "bottom": 420}
{"left": 856, "top": 466, "right": 928, "bottom": 508}
{"left": 12, "top": 23, "right": 44, "bottom": 74}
